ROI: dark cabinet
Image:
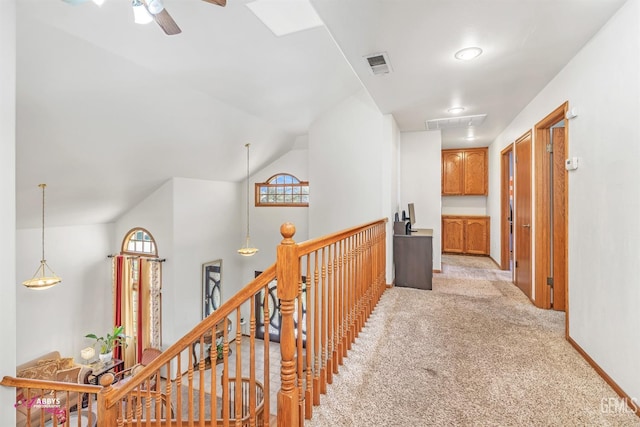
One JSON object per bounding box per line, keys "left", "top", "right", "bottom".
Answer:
{"left": 393, "top": 227, "right": 433, "bottom": 290}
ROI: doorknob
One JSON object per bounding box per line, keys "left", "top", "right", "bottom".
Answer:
{"left": 522, "top": 224, "right": 531, "bottom": 228}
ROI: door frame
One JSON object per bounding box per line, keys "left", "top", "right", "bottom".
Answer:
{"left": 534, "top": 102, "right": 569, "bottom": 314}
{"left": 500, "top": 144, "right": 513, "bottom": 272}
{"left": 514, "top": 131, "right": 533, "bottom": 301}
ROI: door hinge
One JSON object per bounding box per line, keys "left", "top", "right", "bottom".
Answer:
{"left": 546, "top": 143, "right": 553, "bottom": 153}
{"left": 547, "top": 277, "right": 554, "bottom": 287}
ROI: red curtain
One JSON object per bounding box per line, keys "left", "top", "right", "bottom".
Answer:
{"left": 113, "top": 256, "right": 124, "bottom": 361}
{"left": 137, "top": 259, "right": 143, "bottom": 363}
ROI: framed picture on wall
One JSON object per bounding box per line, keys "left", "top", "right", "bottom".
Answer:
{"left": 202, "top": 259, "right": 222, "bottom": 319}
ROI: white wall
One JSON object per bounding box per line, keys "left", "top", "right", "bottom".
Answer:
{"left": 442, "top": 196, "right": 487, "bottom": 216}
{"left": 308, "top": 89, "right": 392, "bottom": 236}
{"left": 384, "top": 115, "right": 401, "bottom": 283}
{"left": 171, "top": 177, "right": 243, "bottom": 342}
{"left": 16, "top": 224, "right": 113, "bottom": 363}
{"left": 400, "top": 131, "right": 442, "bottom": 271}
{"left": 487, "top": 0, "right": 640, "bottom": 400}
{"left": 308, "top": 88, "right": 396, "bottom": 283}
{"left": 245, "top": 147, "right": 309, "bottom": 274}
{"left": 0, "top": 0, "right": 16, "bottom": 423}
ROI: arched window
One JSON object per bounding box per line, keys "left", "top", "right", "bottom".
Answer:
{"left": 114, "top": 228, "right": 162, "bottom": 367}
{"left": 122, "top": 228, "right": 157, "bottom": 256}
{"left": 255, "top": 173, "right": 309, "bottom": 207}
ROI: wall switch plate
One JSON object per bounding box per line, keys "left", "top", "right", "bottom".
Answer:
{"left": 565, "top": 157, "right": 579, "bottom": 171}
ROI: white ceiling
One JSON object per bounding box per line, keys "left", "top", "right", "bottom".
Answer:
{"left": 15, "top": 0, "right": 626, "bottom": 228}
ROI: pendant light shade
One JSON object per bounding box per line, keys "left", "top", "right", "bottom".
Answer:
{"left": 238, "top": 144, "right": 258, "bottom": 257}
{"left": 22, "top": 184, "right": 62, "bottom": 290}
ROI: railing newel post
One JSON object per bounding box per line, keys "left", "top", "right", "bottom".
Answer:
{"left": 97, "top": 373, "right": 119, "bottom": 427}
{"left": 277, "top": 222, "right": 300, "bottom": 427}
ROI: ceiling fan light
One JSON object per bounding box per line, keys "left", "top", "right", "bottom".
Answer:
{"left": 146, "top": 0, "right": 164, "bottom": 15}
{"left": 132, "top": 0, "right": 153, "bottom": 24}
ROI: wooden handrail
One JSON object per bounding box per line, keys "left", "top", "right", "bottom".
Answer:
{"left": 107, "top": 263, "right": 277, "bottom": 405}
{"left": 0, "top": 376, "right": 101, "bottom": 394}
{"left": 296, "top": 218, "right": 388, "bottom": 256}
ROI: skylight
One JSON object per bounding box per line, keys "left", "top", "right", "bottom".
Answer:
{"left": 246, "top": 0, "right": 325, "bottom": 37}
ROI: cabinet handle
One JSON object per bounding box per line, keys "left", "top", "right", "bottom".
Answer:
{"left": 522, "top": 224, "right": 531, "bottom": 228}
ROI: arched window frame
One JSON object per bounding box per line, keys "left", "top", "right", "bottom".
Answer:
{"left": 255, "top": 173, "right": 309, "bottom": 207}
{"left": 121, "top": 227, "right": 158, "bottom": 257}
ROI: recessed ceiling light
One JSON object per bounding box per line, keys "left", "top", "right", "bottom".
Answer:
{"left": 454, "top": 47, "right": 483, "bottom": 61}
{"left": 447, "top": 106, "right": 465, "bottom": 114}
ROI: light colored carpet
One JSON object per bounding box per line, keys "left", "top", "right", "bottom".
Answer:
{"left": 305, "top": 255, "right": 640, "bottom": 426}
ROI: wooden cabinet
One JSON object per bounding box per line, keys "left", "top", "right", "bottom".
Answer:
{"left": 442, "top": 217, "right": 465, "bottom": 253}
{"left": 442, "top": 147, "right": 488, "bottom": 195}
{"left": 442, "top": 215, "right": 490, "bottom": 255}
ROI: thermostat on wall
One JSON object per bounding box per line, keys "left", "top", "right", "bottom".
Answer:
{"left": 565, "top": 157, "right": 579, "bottom": 171}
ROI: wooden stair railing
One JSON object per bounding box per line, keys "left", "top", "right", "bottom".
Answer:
{"left": 276, "top": 219, "right": 387, "bottom": 426}
{"left": 1, "top": 219, "right": 387, "bottom": 427}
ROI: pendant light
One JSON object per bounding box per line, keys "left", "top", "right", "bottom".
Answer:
{"left": 22, "top": 184, "right": 62, "bottom": 290}
{"left": 238, "top": 143, "right": 258, "bottom": 256}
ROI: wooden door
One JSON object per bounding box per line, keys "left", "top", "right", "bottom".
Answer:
{"left": 442, "top": 217, "right": 464, "bottom": 253}
{"left": 442, "top": 151, "right": 464, "bottom": 195}
{"left": 552, "top": 127, "right": 567, "bottom": 310}
{"left": 534, "top": 103, "right": 569, "bottom": 312}
{"left": 466, "top": 217, "right": 488, "bottom": 255}
{"left": 515, "top": 133, "right": 532, "bottom": 299}
{"left": 464, "top": 148, "right": 488, "bottom": 195}
{"left": 500, "top": 145, "right": 514, "bottom": 271}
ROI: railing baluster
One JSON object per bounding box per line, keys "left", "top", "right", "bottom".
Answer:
{"left": 263, "top": 282, "right": 271, "bottom": 427}
{"left": 235, "top": 309, "right": 243, "bottom": 427}
{"left": 297, "top": 260, "right": 305, "bottom": 424}
{"left": 312, "top": 249, "right": 320, "bottom": 407}
{"left": 320, "top": 246, "right": 328, "bottom": 393}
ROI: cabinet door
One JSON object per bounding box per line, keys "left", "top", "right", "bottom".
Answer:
{"left": 463, "top": 148, "right": 488, "bottom": 195}
{"left": 465, "top": 218, "right": 489, "bottom": 255}
{"left": 442, "top": 218, "right": 465, "bottom": 253}
{"left": 442, "top": 151, "right": 464, "bottom": 195}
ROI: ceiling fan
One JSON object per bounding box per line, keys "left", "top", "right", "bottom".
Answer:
{"left": 62, "top": 0, "right": 227, "bottom": 36}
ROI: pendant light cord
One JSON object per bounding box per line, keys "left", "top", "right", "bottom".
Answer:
{"left": 245, "top": 143, "right": 251, "bottom": 239}
{"left": 39, "top": 183, "right": 46, "bottom": 263}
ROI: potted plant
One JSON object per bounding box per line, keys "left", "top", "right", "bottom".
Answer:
{"left": 85, "top": 325, "right": 129, "bottom": 364}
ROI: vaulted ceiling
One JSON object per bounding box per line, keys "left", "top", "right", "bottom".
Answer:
{"left": 15, "top": 0, "right": 626, "bottom": 228}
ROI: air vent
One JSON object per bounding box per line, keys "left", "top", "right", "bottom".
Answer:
{"left": 425, "top": 114, "right": 487, "bottom": 130}
{"left": 364, "top": 52, "right": 392, "bottom": 75}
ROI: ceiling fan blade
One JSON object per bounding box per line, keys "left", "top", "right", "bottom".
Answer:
{"left": 153, "top": 8, "right": 182, "bottom": 35}
{"left": 202, "top": 0, "right": 226, "bottom": 6}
